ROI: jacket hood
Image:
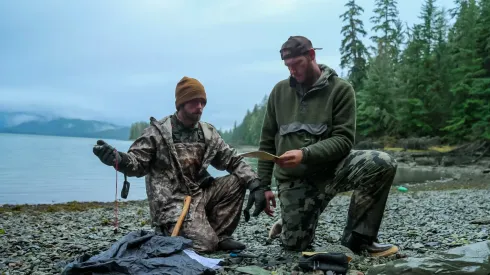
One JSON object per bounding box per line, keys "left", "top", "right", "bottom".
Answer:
{"left": 315, "top": 64, "right": 338, "bottom": 87}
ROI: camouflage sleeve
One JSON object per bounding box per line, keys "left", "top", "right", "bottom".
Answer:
{"left": 209, "top": 129, "right": 258, "bottom": 186}
{"left": 119, "top": 126, "right": 159, "bottom": 178}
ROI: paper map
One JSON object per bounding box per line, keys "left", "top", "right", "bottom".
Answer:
{"left": 238, "top": 151, "right": 278, "bottom": 161}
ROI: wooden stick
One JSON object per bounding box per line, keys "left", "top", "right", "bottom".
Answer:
{"left": 171, "top": 195, "right": 192, "bottom": 237}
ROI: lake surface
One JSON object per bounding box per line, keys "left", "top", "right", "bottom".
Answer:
{"left": 0, "top": 133, "right": 453, "bottom": 205}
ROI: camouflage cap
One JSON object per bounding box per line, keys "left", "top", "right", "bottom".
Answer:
{"left": 280, "top": 36, "right": 322, "bottom": 60}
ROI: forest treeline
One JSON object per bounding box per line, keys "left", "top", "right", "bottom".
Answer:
{"left": 130, "top": 0, "right": 489, "bottom": 147}
{"left": 129, "top": 122, "right": 150, "bottom": 140}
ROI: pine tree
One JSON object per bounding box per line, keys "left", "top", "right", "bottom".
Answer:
{"left": 415, "top": 0, "right": 451, "bottom": 135}
{"left": 356, "top": 0, "right": 402, "bottom": 138}
{"left": 394, "top": 24, "right": 428, "bottom": 136}
{"left": 470, "top": 0, "right": 490, "bottom": 140}
{"left": 339, "top": 0, "right": 370, "bottom": 90}
{"left": 357, "top": 45, "right": 398, "bottom": 137}
{"left": 428, "top": 6, "right": 453, "bottom": 133}
{"left": 369, "top": 0, "right": 403, "bottom": 60}
{"left": 443, "top": 0, "right": 485, "bottom": 141}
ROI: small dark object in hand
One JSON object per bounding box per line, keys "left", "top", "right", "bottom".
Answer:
{"left": 121, "top": 174, "right": 130, "bottom": 199}
{"left": 121, "top": 181, "right": 130, "bottom": 199}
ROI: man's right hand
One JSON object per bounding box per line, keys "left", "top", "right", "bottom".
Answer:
{"left": 262, "top": 190, "right": 276, "bottom": 217}
{"left": 93, "top": 140, "right": 122, "bottom": 167}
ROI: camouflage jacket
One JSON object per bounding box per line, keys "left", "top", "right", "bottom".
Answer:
{"left": 120, "top": 115, "right": 258, "bottom": 226}
{"left": 170, "top": 113, "right": 205, "bottom": 144}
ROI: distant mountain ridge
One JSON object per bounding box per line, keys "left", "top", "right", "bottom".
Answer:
{"left": 0, "top": 111, "right": 130, "bottom": 140}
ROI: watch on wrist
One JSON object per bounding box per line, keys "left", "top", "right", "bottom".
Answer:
{"left": 300, "top": 147, "right": 309, "bottom": 163}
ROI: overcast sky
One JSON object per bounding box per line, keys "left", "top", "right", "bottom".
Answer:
{"left": 0, "top": 0, "right": 455, "bottom": 130}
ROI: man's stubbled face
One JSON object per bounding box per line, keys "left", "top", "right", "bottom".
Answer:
{"left": 181, "top": 98, "right": 206, "bottom": 124}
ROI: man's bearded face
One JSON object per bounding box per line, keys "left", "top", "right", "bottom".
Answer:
{"left": 182, "top": 98, "right": 206, "bottom": 123}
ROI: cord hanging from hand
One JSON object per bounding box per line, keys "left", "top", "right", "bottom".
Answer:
{"left": 113, "top": 149, "right": 119, "bottom": 234}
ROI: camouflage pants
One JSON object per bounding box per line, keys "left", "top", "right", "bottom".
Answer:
{"left": 157, "top": 174, "right": 246, "bottom": 253}
{"left": 277, "top": 150, "right": 397, "bottom": 251}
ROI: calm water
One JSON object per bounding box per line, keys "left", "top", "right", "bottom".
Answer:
{"left": 0, "top": 133, "right": 233, "bottom": 205}
{"left": 0, "top": 133, "right": 453, "bottom": 205}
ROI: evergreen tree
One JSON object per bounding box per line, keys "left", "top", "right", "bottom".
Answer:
{"left": 129, "top": 121, "right": 150, "bottom": 140}
{"left": 356, "top": 48, "right": 398, "bottom": 137}
{"left": 339, "top": 0, "right": 370, "bottom": 90}
{"left": 369, "top": 0, "right": 403, "bottom": 61}
{"left": 394, "top": 23, "right": 428, "bottom": 136}
{"left": 443, "top": 0, "right": 488, "bottom": 141}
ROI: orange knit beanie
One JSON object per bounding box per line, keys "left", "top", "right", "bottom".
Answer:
{"left": 175, "top": 76, "right": 207, "bottom": 109}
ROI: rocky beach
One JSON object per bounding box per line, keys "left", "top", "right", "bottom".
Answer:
{"left": 1, "top": 146, "right": 489, "bottom": 275}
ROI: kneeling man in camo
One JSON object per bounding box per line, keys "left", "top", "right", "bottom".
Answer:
{"left": 92, "top": 76, "right": 264, "bottom": 253}
{"left": 251, "top": 36, "right": 399, "bottom": 257}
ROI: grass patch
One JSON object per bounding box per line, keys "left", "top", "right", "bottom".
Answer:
{"left": 336, "top": 180, "right": 488, "bottom": 196}
{"left": 384, "top": 147, "right": 425, "bottom": 152}
{"left": 383, "top": 145, "right": 458, "bottom": 153}
{"left": 0, "top": 200, "right": 147, "bottom": 214}
{"left": 428, "top": 145, "right": 457, "bottom": 153}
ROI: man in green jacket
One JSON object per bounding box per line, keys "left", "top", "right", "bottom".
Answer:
{"left": 92, "top": 76, "right": 264, "bottom": 253}
{"left": 251, "top": 36, "right": 399, "bottom": 257}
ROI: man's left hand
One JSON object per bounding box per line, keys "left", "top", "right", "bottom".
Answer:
{"left": 276, "top": 149, "right": 303, "bottom": 168}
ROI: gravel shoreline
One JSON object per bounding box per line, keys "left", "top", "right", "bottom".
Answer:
{"left": 1, "top": 181, "right": 489, "bottom": 275}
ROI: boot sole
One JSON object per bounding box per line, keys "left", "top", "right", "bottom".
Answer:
{"left": 369, "top": 245, "right": 399, "bottom": 257}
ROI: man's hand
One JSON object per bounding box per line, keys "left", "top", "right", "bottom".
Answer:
{"left": 93, "top": 140, "right": 122, "bottom": 167}
{"left": 262, "top": 191, "right": 276, "bottom": 216}
{"left": 276, "top": 149, "right": 303, "bottom": 168}
{"left": 243, "top": 179, "right": 277, "bottom": 222}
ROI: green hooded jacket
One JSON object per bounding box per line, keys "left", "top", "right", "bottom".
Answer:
{"left": 257, "top": 64, "right": 356, "bottom": 187}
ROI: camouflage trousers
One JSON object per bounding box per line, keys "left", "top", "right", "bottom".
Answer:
{"left": 277, "top": 150, "right": 397, "bottom": 251}
{"left": 156, "top": 174, "right": 246, "bottom": 253}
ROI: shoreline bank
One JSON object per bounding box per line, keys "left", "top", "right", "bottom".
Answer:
{"left": 1, "top": 173, "right": 489, "bottom": 212}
